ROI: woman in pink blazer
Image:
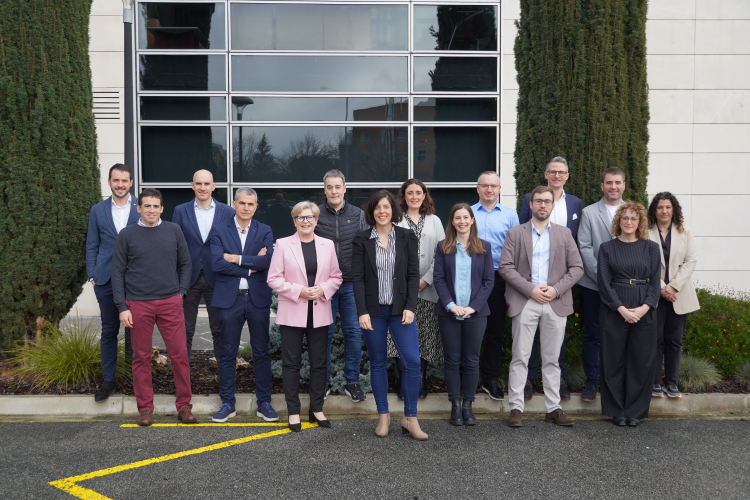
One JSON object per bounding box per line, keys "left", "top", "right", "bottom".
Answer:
{"left": 267, "top": 201, "right": 343, "bottom": 432}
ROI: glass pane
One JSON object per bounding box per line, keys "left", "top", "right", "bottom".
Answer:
{"left": 232, "top": 56, "right": 407, "bottom": 93}
{"left": 413, "top": 56, "right": 497, "bottom": 92}
{"left": 414, "top": 97, "right": 497, "bottom": 121}
{"left": 232, "top": 126, "right": 408, "bottom": 183}
{"left": 140, "top": 96, "right": 226, "bottom": 121}
{"left": 413, "top": 5, "right": 497, "bottom": 51}
{"left": 139, "top": 55, "right": 226, "bottom": 91}
{"left": 231, "top": 97, "right": 408, "bottom": 121}
{"left": 141, "top": 126, "right": 228, "bottom": 182}
{"left": 427, "top": 188, "right": 483, "bottom": 227}
{"left": 156, "top": 188, "right": 229, "bottom": 222}
{"left": 138, "top": 3, "right": 225, "bottom": 49}
{"left": 413, "top": 126, "right": 496, "bottom": 182}
{"left": 231, "top": 3, "right": 407, "bottom": 51}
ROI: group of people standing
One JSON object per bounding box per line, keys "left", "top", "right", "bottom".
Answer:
{"left": 86, "top": 157, "right": 698, "bottom": 434}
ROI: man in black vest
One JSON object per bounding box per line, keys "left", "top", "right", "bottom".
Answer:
{"left": 315, "top": 169, "right": 367, "bottom": 402}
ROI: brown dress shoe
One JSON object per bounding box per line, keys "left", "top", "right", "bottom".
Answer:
{"left": 137, "top": 409, "right": 153, "bottom": 427}
{"left": 545, "top": 408, "right": 574, "bottom": 426}
{"left": 507, "top": 409, "right": 522, "bottom": 427}
{"left": 178, "top": 406, "right": 197, "bottom": 424}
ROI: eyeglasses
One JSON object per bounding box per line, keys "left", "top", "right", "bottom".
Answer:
{"left": 533, "top": 199, "right": 554, "bottom": 206}
{"left": 621, "top": 216, "right": 640, "bottom": 222}
{"left": 478, "top": 184, "right": 500, "bottom": 190}
{"left": 546, "top": 170, "right": 568, "bottom": 177}
{"left": 296, "top": 215, "right": 316, "bottom": 222}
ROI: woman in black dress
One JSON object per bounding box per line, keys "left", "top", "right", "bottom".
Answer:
{"left": 597, "top": 201, "right": 661, "bottom": 427}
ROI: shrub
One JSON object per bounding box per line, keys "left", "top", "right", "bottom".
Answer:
{"left": 678, "top": 355, "right": 720, "bottom": 391}
{"left": 734, "top": 361, "right": 750, "bottom": 387}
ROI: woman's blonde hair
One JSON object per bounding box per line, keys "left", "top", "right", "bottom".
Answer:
{"left": 291, "top": 201, "right": 320, "bottom": 219}
{"left": 611, "top": 201, "right": 648, "bottom": 240}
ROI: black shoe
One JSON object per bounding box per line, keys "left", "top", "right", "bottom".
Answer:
{"left": 559, "top": 380, "right": 571, "bottom": 400}
{"left": 449, "top": 399, "right": 463, "bottom": 426}
{"left": 419, "top": 363, "right": 428, "bottom": 399}
{"left": 309, "top": 411, "right": 332, "bottom": 428}
{"left": 324, "top": 384, "right": 331, "bottom": 400}
{"left": 344, "top": 383, "right": 367, "bottom": 403}
{"left": 581, "top": 382, "right": 599, "bottom": 402}
{"left": 94, "top": 381, "right": 116, "bottom": 403}
{"left": 482, "top": 379, "right": 504, "bottom": 401}
{"left": 462, "top": 400, "right": 477, "bottom": 426}
{"left": 524, "top": 380, "right": 533, "bottom": 400}
{"left": 613, "top": 417, "right": 627, "bottom": 427}
{"left": 628, "top": 418, "right": 641, "bottom": 427}
{"left": 288, "top": 421, "right": 302, "bottom": 432}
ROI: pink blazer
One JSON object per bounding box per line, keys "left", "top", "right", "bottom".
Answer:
{"left": 267, "top": 233, "right": 343, "bottom": 328}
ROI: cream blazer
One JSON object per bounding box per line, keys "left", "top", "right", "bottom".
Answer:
{"left": 648, "top": 225, "right": 700, "bottom": 315}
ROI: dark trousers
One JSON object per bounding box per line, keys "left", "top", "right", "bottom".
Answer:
{"left": 655, "top": 298, "right": 688, "bottom": 387}
{"left": 183, "top": 272, "right": 222, "bottom": 360}
{"left": 439, "top": 315, "right": 487, "bottom": 401}
{"left": 582, "top": 287, "right": 602, "bottom": 384}
{"left": 93, "top": 281, "right": 131, "bottom": 382}
{"left": 280, "top": 305, "right": 328, "bottom": 415}
{"left": 481, "top": 274, "right": 507, "bottom": 380}
{"left": 600, "top": 304, "right": 657, "bottom": 420}
{"left": 527, "top": 327, "right": 567, "bottom": 380}
{"left": 218, "top": 294, "right": 272, "bottom": 407}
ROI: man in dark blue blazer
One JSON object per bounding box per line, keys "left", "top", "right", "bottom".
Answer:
{"left": 172, "top": 170, "right": 235, "bottom": 361}
{"left": 85, "top": 164, "right": 139, "bottom": 402}
{"left": 209, "top": 187, "right": 278, "bottom": 423}
{"left": 517, "top": 156, "right": 583, "bottom": 401}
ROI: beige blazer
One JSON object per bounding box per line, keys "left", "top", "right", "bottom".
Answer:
{"left": 499, "top": 221, "right": 584, "bottom": 318}
{"left": 648, "top": 225, "right": 700, "bottom": 315}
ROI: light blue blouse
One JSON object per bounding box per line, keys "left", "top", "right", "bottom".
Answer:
{"left": 446, "top": 242, "right": 472, "bottom": 319}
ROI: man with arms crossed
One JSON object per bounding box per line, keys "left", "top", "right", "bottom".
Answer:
{"left": 471, "top": 171, "right": 519, "bottom": 400}
{"left": 518, "top": 156, "right": 583, "bottom": 400}
{"left": 210, "top": 188, "right": 278, "bottom": 423}
{"left": 500, "top": 186, "right": 583, "bottom": 427}
{"left": 86, "top": 164, "right": 139, "bottom": 402}
{"left": 112, "top": 189, "right": 196, "bottom": 426}
{"left": 577, "top": 167, "right": 626, "bottom": 401}
{"left": 172, "top": 169, "right": 234, "bottom": 361}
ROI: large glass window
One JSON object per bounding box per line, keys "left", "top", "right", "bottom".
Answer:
{"left": 413, "top": 97, "right": 497, "bottom": 121}
{"left": 141, "top": 126, "right": 228, "bottom": 182}
{"left": 157, "top": 187, "right": 229, "bottom": 221}
{"left": 231, "top": 4, "right": 408, "bottom": 51}
{"left": 139, "top": 54, "right": 226, "bottom": 91}
{"left": 413, "top": 126, "right": 496, "bottom": 182}
{"left": 413, "top": 56, "right": 497, "bottom": 92}
{"left": 138, "top": 3, "right": 225, "bottom": 50}
{"left": 231, "top": 97, "right": 408, "bottom": 122}
{"left": 413, "top": 5, "right": 497, "bottom": 51}
{"left": 140, "top": 96, "right": 226, "bottom": 121}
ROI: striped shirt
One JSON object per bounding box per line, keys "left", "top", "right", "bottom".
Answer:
{"left": 370, "top": 226, "right": 396, "bottom": 305}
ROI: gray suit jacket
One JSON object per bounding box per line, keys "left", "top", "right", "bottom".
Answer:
{"left": 576, "top": 198, "right": 624, "bottom": 290}
{"left": 396, "top": 213, "right": 445, "bottom": 303}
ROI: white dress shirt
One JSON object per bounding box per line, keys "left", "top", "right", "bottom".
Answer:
{"left": 194, "top": 198, "right": 216, "bottom": 242}
{"left": 112, "top": 194, "right": 131, "bottom": 234}
{"left": 235, "top": 217, "right": 253, "bottom": 289}
{"left": 550, "top": 190, "right": 568, "bottom": 227}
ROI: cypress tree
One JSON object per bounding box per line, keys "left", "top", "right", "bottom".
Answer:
{"left": 0, "top": 0, "right": 100, "bottom": 351}
{"left": 513, "top": 0, "right": 649, "bottom": 207}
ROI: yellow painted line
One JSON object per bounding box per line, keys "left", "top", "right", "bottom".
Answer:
{"left": 119, "top": 423, "right": 288, "bottom": 428}
{"left": 50, "top": 422, "right": 317, "bottom": 499}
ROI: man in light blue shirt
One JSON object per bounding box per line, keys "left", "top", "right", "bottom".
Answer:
{"left": 471, "top": 171, "right": 519, "bottom": 400}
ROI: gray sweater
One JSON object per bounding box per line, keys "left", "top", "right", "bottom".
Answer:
{"left": 111, "top": 221, "right": 192, "bottom": 312}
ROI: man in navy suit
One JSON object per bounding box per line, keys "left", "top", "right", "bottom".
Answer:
{"left": 518, "top": 156, "right": 583, "bottom": 401}
{"left": 172, "top": 169, "right": 234, "bottom": 361}
{"left": 209, "top": 187, "right": 278, "bottom": 423}
{"left": 85, "top": 164, "right": 139, "bottom": 402}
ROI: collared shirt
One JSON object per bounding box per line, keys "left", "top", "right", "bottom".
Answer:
{"left": 194, "top": 198, "right": 216, "bottom": 242}
{"left": 550, "top": 189, "right": 568, "bottom": 227}
{"left": 659, "top": 224, "right": 672, "bottom": 284}
{"left": 531, "top": 221, "right": 560, "bottom": 298}
{"left": 370, "top": 226, "right": 396, "bottom": 305}
{"left": 235, "top": 217, "right": 254, "bottom": 290}
{"left": 112, "top": 194, "right": 131, "bottom": 234}
{"left": 137, "top": 218, "right": 162, "bottom": 228}
{"left": 471, "top": 201, "right": 519, "bottom": 270}
{"left": 446, "top": 242, "right": 472, "bottom": 320}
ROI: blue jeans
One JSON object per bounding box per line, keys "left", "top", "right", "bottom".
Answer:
{"left": 362, "top": 305, "right": 420, "bottom": 417}
{"left": 93, "top": 281, "right": 129, "bottom": 382}
{"left": 326, "top": 282, "right": 363, "bottom": 385}
{"left": 582, "top": 287, "right": 601, "bottom": 385}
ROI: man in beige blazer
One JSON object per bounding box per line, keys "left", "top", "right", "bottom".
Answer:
{"left": 499, "top": 187, "right": 584, "bottom": 427}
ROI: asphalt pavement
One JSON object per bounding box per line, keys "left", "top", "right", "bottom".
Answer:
{"left": 1, "top": 418, "right": 748, "bottom": 499}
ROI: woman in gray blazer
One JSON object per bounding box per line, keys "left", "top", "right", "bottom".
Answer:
{"left": 388, "top": 179, "right": 445, "bottom": 398}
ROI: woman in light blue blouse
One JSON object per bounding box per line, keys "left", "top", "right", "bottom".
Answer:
{"left": 433, "top": 204, "right": 495, "bottom": 426}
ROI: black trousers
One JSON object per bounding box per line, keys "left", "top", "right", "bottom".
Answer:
{"left": 481, "top": 274, "right": 507, "bottom": 380}
{"left": 183, "top": 272, "right": 222, "bottom": 361}
{"left": 439, "top": 315, "right": 487, "bottom": 401}
{"left": 599, "top": 304, "right": 657, "bottom": 419}
{"left": 280, "top": 304, "right": 328, "bottom": 415}
{"left": 654, "top": 298, "right": 688, "bottom": 387}
{"left": 527, "top": 327, "right": 568, "bottom": 380}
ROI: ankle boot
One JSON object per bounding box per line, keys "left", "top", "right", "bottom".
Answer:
{"left": 374, "top": 413, "right": 390, "bottom": 438}
{"left": 419, "top": 362, "right": 428, "bottom": 399}
{"left": 401, "top": 416, "right": 428, "bottom": 441}
{"left": 449, "top": 399, "right": 463, "bottom": 426}
{"left": 395, "top": 359, "right": 404, "bottom": 400}
{"left": 461, "top": 399, "right": 477, "bottom": 426}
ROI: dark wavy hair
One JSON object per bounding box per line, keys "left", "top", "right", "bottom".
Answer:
{"left": 397, "top": 179, "right": 436, "bottom": 215}
{"left": 647, "top": 192, "right": 684, "bottom": 233}
{"left": 364, "top": 190, "right": 402, "bottom": 226}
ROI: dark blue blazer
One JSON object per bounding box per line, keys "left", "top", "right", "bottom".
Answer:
{"left": 172, "top": 198, "right": 234, "bottom": 288}
{"left": 518, "top": 192, "right": 583, "bottom": 241}
{"left": 85, "top": 196, "right": 139, "bottom": 285}
{"left": 432, "top": 240, "right": 495, "bottom": 317}
{"left": 209, "top": 217, "right": 274, "bottom": 309}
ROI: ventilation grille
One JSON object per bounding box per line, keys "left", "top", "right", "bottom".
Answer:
{"left": 92, "top": 89, "right": 123, "bottom": 122}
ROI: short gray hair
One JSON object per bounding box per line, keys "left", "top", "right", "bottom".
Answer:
{"left": 234, "top": 187, "right": 257, "bottom": 201}
{"left": 291, "top": 201, "right": 320, "bottom": 219}
{"left": 546, "top": 156, "right": 569, "bottom": 173}
{"left": 323, "top": 169, "right": 346, "bottom": 185}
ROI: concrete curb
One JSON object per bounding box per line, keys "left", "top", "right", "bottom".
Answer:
{"left": 1, "top": 392, "right": 747, "bottom": 418}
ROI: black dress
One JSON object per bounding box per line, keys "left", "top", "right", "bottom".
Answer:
{"left": 597, "top": 238, "right": 661, "bottom": 420}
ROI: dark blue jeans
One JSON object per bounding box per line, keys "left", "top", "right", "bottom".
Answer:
{"left": 582, "top": 287, "right": 602, "bottom": 385}
{"left": 362, "top": 305, "right": 420, "bottom": 417}
{"left": 93, "top": 281, "right": 129, "bottom": 382}
{"left": 218, "top": 294, "right": 271, "bottom": 407}
{"left": 326, "top": 282, "right": 363, "bottom": 385}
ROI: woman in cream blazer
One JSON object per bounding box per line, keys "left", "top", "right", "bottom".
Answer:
{"left": 647, "top": 192, "right": 699, "bottom": 399}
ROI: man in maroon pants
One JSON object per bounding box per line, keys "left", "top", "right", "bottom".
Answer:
{"left": 112, "top": 188, "right": 197, "bottom": 426}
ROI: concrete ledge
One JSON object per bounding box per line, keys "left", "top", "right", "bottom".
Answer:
{"left": 1, "top": 392, "right": 748, "bottom": 418}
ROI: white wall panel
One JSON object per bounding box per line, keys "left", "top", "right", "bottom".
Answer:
{"left": 502, "top": 54, "right": 518, "bottom": 90}
{"left": 90, "top": 52, "right": 125, "bottom": 88}
{"left": 647, "top": 55, "right": 695, "bottom": 89}
{"left": 95, "top": 122, "right": 125, "bottom": 155}
{"left": 695, "top": 55, "right": 750, "bottom": 89}
{"left": 502, "top": 19, "right": 517, "bottom": 55}
{"left": 690, "top": 195, "right": 750, "bottom": 236}
{"left": 503, "top": 0, "right": 521, "bottom": 20}
{"left": 694, "top": 90, "right": 750, "bottom": 123}
{"left": 649, "top": 90, "right": 694, "bottom": 123}
{"left": 696, "top": 20, "right": 750, "bottom": 54}
{"left": 696, "top": 0, "right": 750, "bottom": 20}
{"left": 648, "top": 0, "right": 696, "bottom": 20}
{"left": 694, "top": 237, "right": 750, "bottom": 271}
{"left": 648, "top": 124, "right": 693, "bottom": 152}
{"left": 692, "top": 153, "right": 750, "bottom": 194}
{"left": 502, "top": 89, "right": 518, "bottom": 124}
{"left": 647, "top": 153, "right": 693, "bottom": 194}
{"left": 693, "top": 271, "right": 750, "bottom": 293}
{"left": 501, "top": 124, "right": 516, "bottom": 155}
{"left": 89, "top": 16, "right": 123, "bottom": 52}
{"left": 694, "top": 124, "right": 750, "bottom": 153}
{"left": 91, "top": 0, "right": 122, "bottom": 16}
{"left": 646, "top": 20, "right": 696, "bottom": 54}
{"left": 501, "top": 153, "right": 515, "bottom": 194}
